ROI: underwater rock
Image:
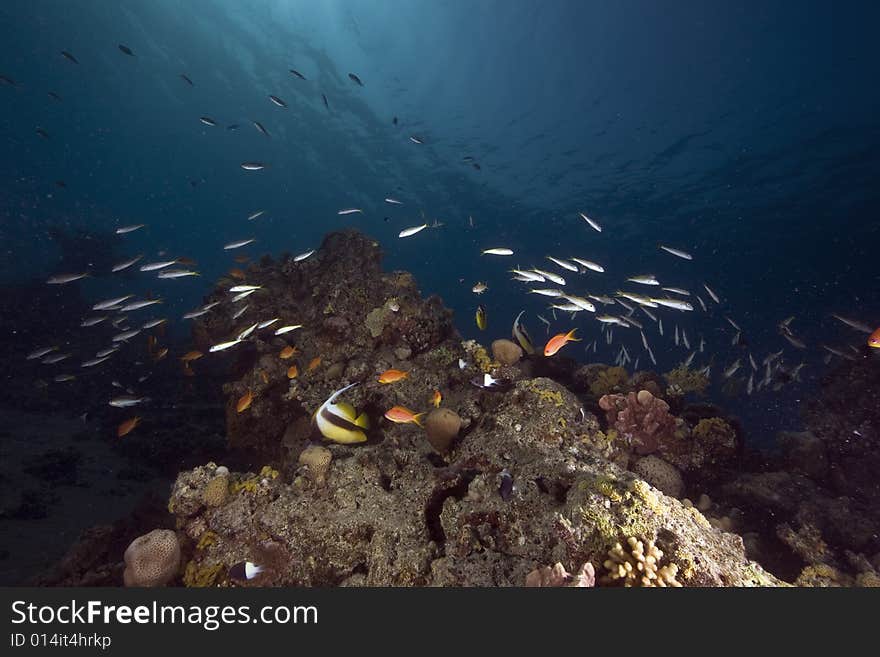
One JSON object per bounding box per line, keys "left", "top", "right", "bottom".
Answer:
{"left": 167, "top": 376, "right": 780, "bottom": 587}
{"left": 632, "top": 455, "right": 684, "bottom": 499}
{"left": 491, "top": 339, "right": 522, "bottom": 366}
{"left": 777, "top": 431, "right": 828, "bottom": 480}
{"left": 524, "top": 561, "right": 595, "bottom": 587}
{"left": 123, "top": 529, "right": 181, "bottom": 587}
{"left": 424, "top": 408, "right": 462, "bottom": 454}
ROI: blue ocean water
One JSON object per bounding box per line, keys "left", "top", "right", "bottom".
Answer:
{"left": 1, "top": 1, "right": 879, "bottom": 582}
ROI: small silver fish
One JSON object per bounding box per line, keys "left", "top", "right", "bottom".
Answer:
{"left": 247, "top": 210, "right": 265, "bottom": 221}
{"left": 209, "top": 339, "right": 243, "bottom": 353}
{"left": 28, "top": 346, "right": 58, "bottom": 360}
{"left": 337, "top": 208, "right": 363, "bottom": 215}
{"left": 702, "top": 283, "right": 721, "bottom": 304}
{"left": 384, "top": 197, "right": 403, "bottom": 205}
{"left": 579, "top": 212, "right": 602, "bottom": 232}
{"left": 199, "top": 116, "right": 216, "bottom": 126}
{"left": 399, "top": 224, "right": 428, "bottom": 238}
{"left": 42, "top": 353, "right": 71, "bottom": 364}
{"left": 94, "top": 295, "right": 134, "bottom": 310}
{"left": 142, "top": 318, "right": 167, "bottom": 329}
{"left": 294, "top": 250, "right": 315, "bottom": 262}
{"left": 157, "top": 269, "right": 199, "bottom": 279}
{"left": 547, "top": 256, "right": 579, "bottom": 272}
{"left": 659, "top": 245, "right": 693, "bottom": 260}
{"left": 241, "top": 162, "right": 266, "bottom": 170}
{"left": 109, "top": 396, "right": 149, "bottom": 408}
{"left": 81, "top": 356, "right": 111, "bottom": 368}
{"left": 661, "top": 287, "right": 690, "bottom": 296}
{"left": 140, "top": 260, "right": 177, "bottom": 272}
{"left": 232, "top": 305, "right": 249, "bottom": 320}
{"left": 224, "top": 239, "right": 256, "bottom": 250}
{"left": 532, "top": 269, "right": 566, "bottom": 285}
{"left": 120, "top": 299, "right": 162, "bottom": 312}
{"left": 481, "top": 248, "right": 514, "bottom": 256}
{"left": 627, "top": 274, "right": 660, "bottom": 286}
{"left": 268, "top": 94, "right": 287, "bottom": 108}
{"left": 257, "top": 318, "right": 279, "bottom": 329}
{"left": 81, "top": 316, "right": 108, "bottom": 327}
{"left": 47, "top": 272, "right": 88, "bottom": 285}
{"left": 111, "top": 255, "right": 143, "bottom": 272}
{"left": 570, "top": 258, "right": 604, "bottom": 273}
{"left": 231, "top": 289, "right": 257, "bottom": 302}
{"left": 115, "top": 224, "right": 145, "bottom": 235}
{"left": 112, "top": 329, "right": 141, "bottom": 342}
{"left": 236, "top": 322, "right": 259, "bottom": 341}
{"left": 229, "top": 285, "right": 261, "bottom": 293}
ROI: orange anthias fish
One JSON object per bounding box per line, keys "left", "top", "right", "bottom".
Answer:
{"left": 117, "top": 416, "right": 140, "bottom": 438}
{"left": 280, "top": 346, "right": 297, "bottom": 359}
{"left": 431, "top": 390, "right": 442, "bottom": 408}
{"left": 237, "top": 390, "right": 254, "bottom": 413}
{"left": 287, "top": 364, "right": 299, "bottom": 379}
{"left": 229, "top": 268, "right": 246, "bottom": 280}
{"left": 308, "top": 357, "right": 322, "bottom": 372}
{"left": 869, "top": 327, "right": 880, "bottom": 348}
{"left": 180, "top": 350, "right": 203, "bottom": 362}
{"left": 384, "top": 406, "right": 424, "bottom": 426}
{"left": 378, "top": 369, "right": 408, "bottom": 384}
{"left": 544, "top": 329, "right": 580, "bottom": 357}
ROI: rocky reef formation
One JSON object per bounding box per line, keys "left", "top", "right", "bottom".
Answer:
{"left": 157, "top": 230, "right": 777, "bottom": 587}
{"left": 40, "top": 229, "right": 880, "bottom": 588}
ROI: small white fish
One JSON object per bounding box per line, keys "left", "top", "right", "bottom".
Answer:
{"left": 647, "top": 346, "right": 657, "bottom": 365}
{"left": 337, "top": 208, "right": 363, "bottom": 215}
{"left": 41, "top": 352, "right": 71, "bottom": 364}
{"left": 830, "top": 314, "right": 872, "bottom": 334}
{"left": 120, "top": 299, "right": 162, "bottom": 312}
{"left": 725, "top": 316, "right": 741, "bottom": 331}
{"left": 109, "top": 396, "right": 149, "bottom": 408}
{"left": 111, "top": 255, "right": 143, "bottom": 272}
{"left": 529, "top": 288, "right": 565, "bottom": 297}
{"left": 683, "top": 351, "right": 696, "bottom": 368}
{"left": 94, "top": 295, "right": 134, "bottom": 311}
{"left": 274, "top": 325, "right": 303, "bottom": 335}
{"left": 81, "top": 316, "right": 108, "bottom": 327}
{"left": 674, "top": 324, "right": 680, "bottom": 346}
{"left": 183, "top": 309, "right": 210, "bottom": 320}
{"left": 588, "top": 294, "right": 616, "bottom": 306}
{"left": 241, "top": 162, "right": 266, "bottom": 171}
{"left": 399, "top": 224, "right": 428, "bottom": 238}
{"left": 723, "top": 359, "right": 741, "bottom": 378}
{"left": 201, "top": 302, "right": 221, "bottom": 312}
{"left": 458, "top": 358, "right": 467, "bottom": 370}
{"left": 112, "top": 316, "right": 128, "bottom": 329}
{"left": 510, "top": 269, "right": 545, "bottom": 282}
{"left": 229, "top": 285, "right": 262, "bottom": 293}
{"left": 54, "top": 374, "right": 76, "bottom": 383}
{"left": 199, "top": 116, "right": 217, "bottom": 126}
{"left": 116, "top": 224, "right": 145, "bottom": 235}
{"left": 747, "top": 372, "right": 754, "bottom": 395}
{"left": 231, "top": 289, "right": 257, "bottom": 302}
{"left": 257, "top": 318, "right": 279, "bottom": 329}
{"left": 682, "top": 328, "right": 690, "bottom": 349}
{"left": 140, "top": 260, "right": 177, "bottom": 272}
{"left": 699, "top": 336, "right": 705, "bottom": 353}
{"left": 659, "top": 245, "right": 693, "bottom": 260}
{"left": 81, "top": 356, "right": 111, "bottom": 368}
{"left": 384, "top": 197, "right": 403, "bottom": 205}
{"left": 579, "top": 212, "right": 602, "bottom": 232}
{"left": 640, "top": 330, "right": 649, "bottom": 350}
{"left": 209, "top": 339, "right": 243, "bottom": 353}
{"left": 570, "top": 258, "right": 604, "bottom": 273}
{"left": 627, "top": 274, "right": 660, "bottom": 286}
{"left": 596, "top": 315, "right": 628, "bottom": 326}
{"left": 547, "top": 256, "right": 579, "bottom": 272}
{"left": 617, "top": 292, "right": 658, "bottom": 308}
{"left": 112, "top": 329, "right": 141, "bottom": 342}
{"left": 47, "top": 272, "right": 88, "bottom": 285}
{"left": 294, "top": 250, "right": 315, "bottom": 262}
{"left": 232, "top": 305, "right": 249, "bottom": 320}
{"left": 96, "top": 346, "right": 120, "bottom": 358}
{"left": 749, "top": 353, "right": 758, "bottom": 371}
{"left": 640, "top": 306, "right": 658, "bottom": 322}
{"left": 661, "top": 287, "right": 690, "bottom": 296}
{"left": 409, "top": 135, "right": 424, "bottom": 144}
{"left": 236, "top": 323, "right": 259, "bottom": 341}
{"left": 561, "top": 295, "right": 596, "bottom": 312}
{"left": 481, "top": 248, "right": 514, "bottom": 256}
{"left": 142, "top": 318, "right": 167, "bottom": 329}
{"left": 651, "top": 297, "right": 694, "bottom": 312}
{"left": 224, "top": 239, "right": 256, "bottom": 250}
{"left": 247, "top": 210, "right": 265, "bottom": 221}
{"left": 703, "top": 283, "right": 720, "bottom": 304}
{"left": 659, "top": 318, "right": 664, "bottom": 336}
{"left": 157, "top": 269, "right": 199, "bottom": 279}
{"left": 532, "top": 269, "right": 566, "bottom": 285}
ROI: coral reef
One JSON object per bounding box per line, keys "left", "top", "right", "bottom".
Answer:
{"left": 525, "top": 561, "right": 595, "bottom": 587}
{"left": 600, "top": 536, "right": 681, "bottom": 587}
{"left": 632, "top": 455, "right": 684, "bottom": 499}
{"left": 663, "top": 364, "right": 709, "bottom": 397}
{"left": 598, "top": 390, "right": 678, "bottom": 455}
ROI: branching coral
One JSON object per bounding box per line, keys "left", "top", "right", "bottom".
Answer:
{"left": 525, "top": 562, "right": 595, "bottom": 587}
{"left": 663, "top": 364, "right": 709, "bottom": 396}
{"left": 590, "top": 366, "right": 629, "bottom": 397}
{"left": 600, "top": 536, "right": 682, "bottom": 587}
{"left": 598, "top": 390, "right": 676, "bottom": 455}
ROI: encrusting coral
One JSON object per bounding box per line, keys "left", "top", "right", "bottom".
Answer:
{"left": 599, "top": 390, "right": 677, "bottom": 455}
{"left": 600, "top": 536, "right": 682, "bottom": 587}
{"left": 589, "top": 366, "right": 629, "bottom": 398}
{"left": 202, "top": 474, "right": 229, "bottom": 507}
{"left": 123, "top": 529, "right": 180, "bottom": 587}
{"left": 663, "top": 364, "right": 709, "bottom": 396}
{"left": 633, "top": 455, "right": 685, "bottom": 499}
{"left": 298, "top": 445, "right": 333, "bottom": 486}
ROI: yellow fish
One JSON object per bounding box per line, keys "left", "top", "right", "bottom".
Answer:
{"left": 475, "top": 304, "right": 487, "bottom": 331}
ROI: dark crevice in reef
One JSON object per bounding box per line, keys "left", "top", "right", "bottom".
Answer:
{"left": 424, "top": 469, "right": 480, "bottom": 548}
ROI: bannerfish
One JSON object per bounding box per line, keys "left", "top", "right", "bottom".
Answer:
{"left": 315, "top": 382, "right": 370, "bottom": 444}
{"left": 512, "top": 310, "right": 535, "bottom": 354}
{"left": 476, "top": 305, "right": 487, "bottom": 331}
{"left": 544, "top": 329, "right": 580, "bottom": 356}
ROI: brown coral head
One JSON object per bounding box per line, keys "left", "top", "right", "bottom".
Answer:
{"left": 491, "top": 339, "right": 523, "bottom": 366}
{"left": 636, "top": 389, "right": 654, "bottom": 406}
{"left": 424, "top": 408, "right": 462, "bottom": 454}
{"left": 298, "top": 445, "right": 332, "bottom": 486}
{"left": 123, "top": 529, "right": 181, "bottom": 587}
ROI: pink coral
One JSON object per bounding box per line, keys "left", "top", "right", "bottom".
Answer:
{"left": 599, "top": 389, "right": 676, "bottom": 455}
{"left": 525, "top": 562, "right": 596, "bottom": 587}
